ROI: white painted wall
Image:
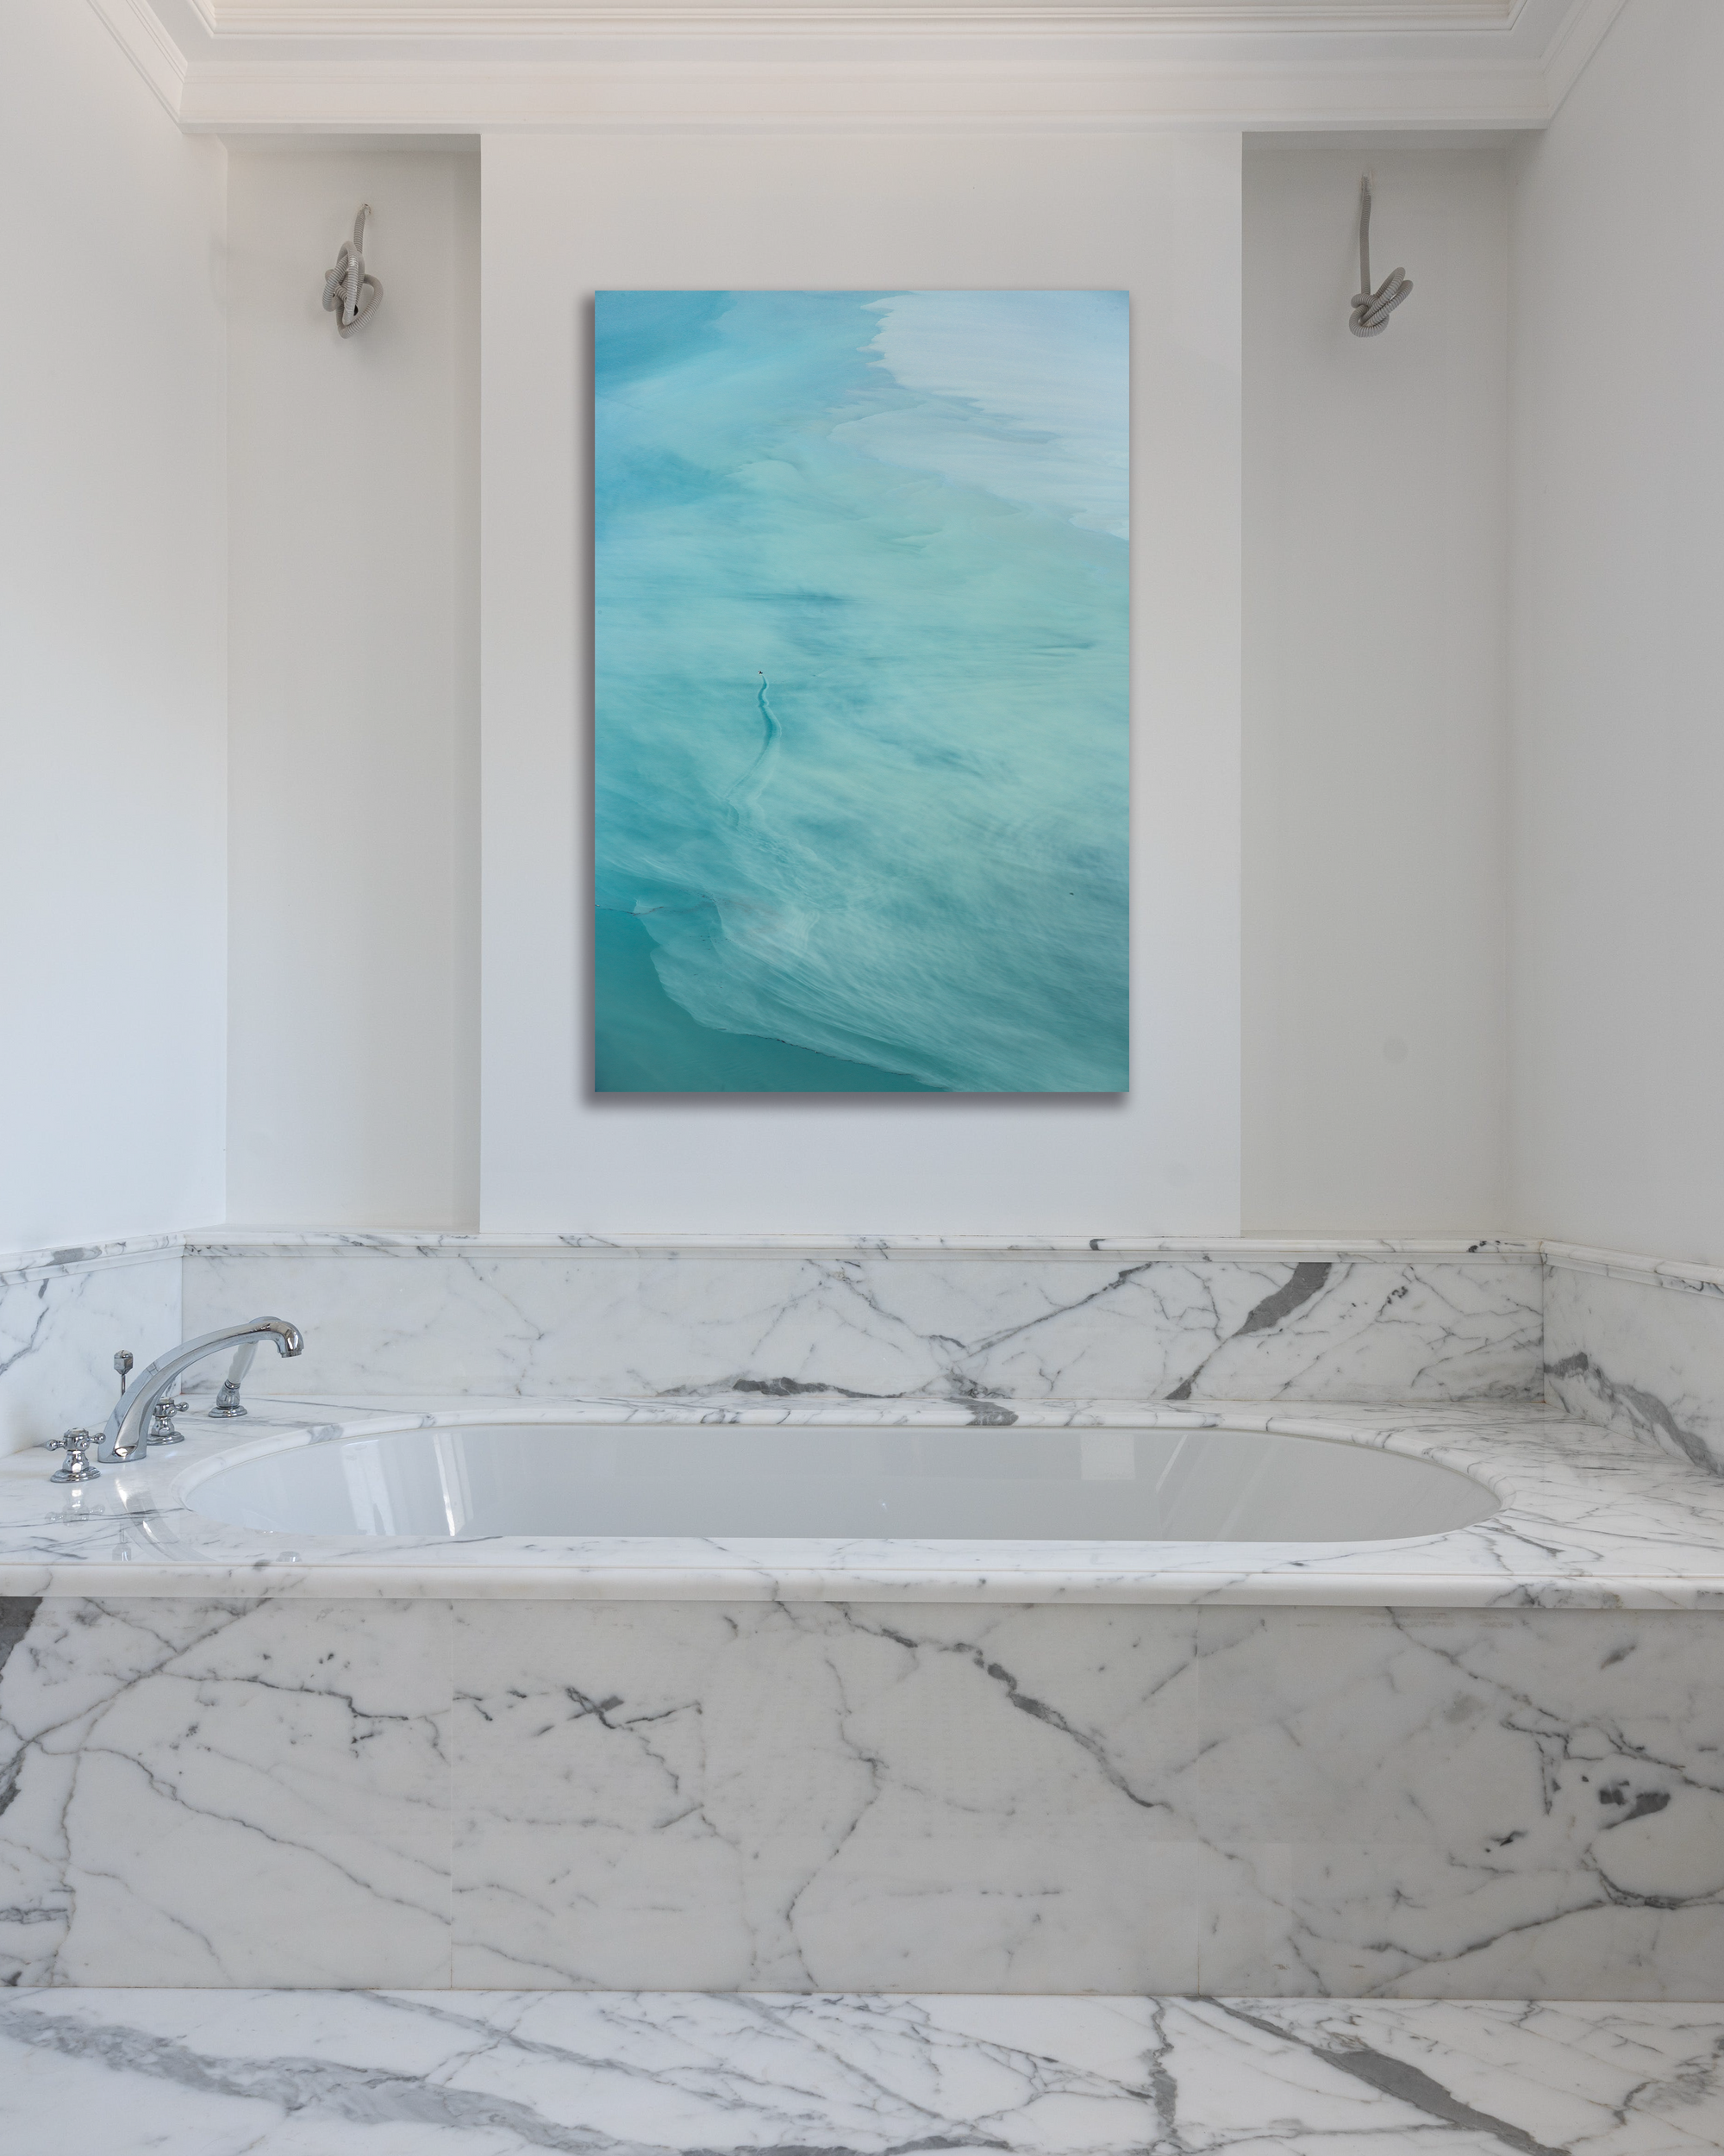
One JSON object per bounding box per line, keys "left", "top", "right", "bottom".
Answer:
{"left": 1242, "top": 138, "right": 1512, "bottom": 1236}
{"left": 0, "top": 67, "right": 1606, "bottom": 1253}
{"left": 480, "top": 131, "right": 1242, "bottom": 1236}
{"left": 0, "top": 0, "right": 227, "bottom": 1252}
{"left": 226, "top": 148, "right": 480, "bottom": 1228}
{"left": 1509, "top": 0, "right": 1724, "bottom": 1268}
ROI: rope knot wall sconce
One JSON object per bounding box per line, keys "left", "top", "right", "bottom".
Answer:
{"left": 322, "top": 203, "right": 383, "bottom": 338}
{"left": 1350, "top": 178, "right": 1412, "bottom": 338}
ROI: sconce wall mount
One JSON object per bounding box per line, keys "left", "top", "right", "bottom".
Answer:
{"left": 322, "top": 204, "right": 383, "bottom": 338}
{"left": 1350, "top": 178, "right": 1412, "bottom": 338}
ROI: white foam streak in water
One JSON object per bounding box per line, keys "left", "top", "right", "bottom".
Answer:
{"left": 850, "top": 291, "right": 1130, "bottom": 539}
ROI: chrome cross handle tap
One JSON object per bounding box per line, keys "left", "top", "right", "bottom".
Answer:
{"left": 149, "top": 1394, "right": 191, "bottom": 1446}
{"left": 46, "top": 1429, "right": 99, "bottom": 1483}
{"left": 97, "top": 1317, "right": 304, "bottom": 1464}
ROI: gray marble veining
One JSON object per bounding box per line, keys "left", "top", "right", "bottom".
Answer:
{"left": 0, "top": 1989, "right": 1720, "bottom": 2153}
{"left": 180, "top": 1237, "right": 1545, "bottom": 1407}
{"left": 1, "top": 1229, "right": 1548, "bottom": 1462}
{"left": 447, "top": 1599, "right": 1724, "bottom": 1998}
{"left": 0, "top": 1595, "right": 453, "bottom": 1987}
{"left": 3, "top": 1582, "right": 1722, "bottom": 1997}
{"left": 1546, "top": 1252, "right": 1724, "bottom": 1477}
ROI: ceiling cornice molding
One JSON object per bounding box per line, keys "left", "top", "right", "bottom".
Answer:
{"left": 177, "top": 60, "right": 1557, "bottom": 134}
{"left": 88, "top": 0, "right": 189, "bottom": 118}
{"left": 184, "top": 3, "right": 1527, "bottom": 32}
{"left": 1540, "top": 0, "right": 1624, "bottom": 110}
{"left": 90, "top": 0, "right": 1626, "bottom": 133}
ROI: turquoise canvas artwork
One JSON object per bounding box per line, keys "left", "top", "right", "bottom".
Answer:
{"left": 594, "top": 290, "right": 1129, "bottom": 1094}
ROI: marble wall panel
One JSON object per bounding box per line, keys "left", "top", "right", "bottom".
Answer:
{"left": 449, "top": 1600, "right": 1209, "bottom": 1995}
{"left": 1546, "top": 1258, "right": 1724, "bottom": 1475}
{"left": 9, "top": 1591, "right": 1719, "bottom": 1997}
{"left": 1190, "top": 1607, "right": 1724, "bottom": 2000}
{"left": 0, "top": 1244, "right": 180, "bottom": 1459}
{"left": 182, "top": 1247, "right": 1544, "bottom": 1406}
{"left": 0, "top": 1596, "right": 453, "bottom": 1987}
{"left": 449, "top": 1600, "right": 1724, "bottom": 2000}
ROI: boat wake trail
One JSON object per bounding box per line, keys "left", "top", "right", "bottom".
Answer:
{"left": 724, "top": 673, "right": 783, "bottom": 823}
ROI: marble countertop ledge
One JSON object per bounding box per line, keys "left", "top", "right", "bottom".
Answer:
{"left": 4, "top": 1395, "right": 1724, "bottom": 1609}
{"left": 0, "top": 1227, "right": 1545, "bottom": 1275}
{"left": 183, "top": 1227, "right": 1542, "bottom": 1262}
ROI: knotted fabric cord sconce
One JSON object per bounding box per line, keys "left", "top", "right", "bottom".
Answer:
{"left": 322, "top": 203, "right": 382, "bottom": 337}
{"left": 1349, "top": 178, "right": 1412, "bottom": 337}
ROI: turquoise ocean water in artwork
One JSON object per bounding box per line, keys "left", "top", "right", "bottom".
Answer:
{"left": 594, "top": 289, "right": 1129, "bottom": 1094}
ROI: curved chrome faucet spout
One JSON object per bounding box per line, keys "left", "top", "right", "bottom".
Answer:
{"left": 99, "top": 1317, "right": 303, "bottom": 1464}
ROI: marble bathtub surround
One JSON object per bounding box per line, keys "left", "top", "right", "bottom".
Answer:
{"left": 3, "top": 1990, "right": 1720, "bottom": 2156}
{"left": 178, "top": 1232, "right": 1546, "bottom": 1407}
{"left": 2, "top": 1400, "right": 1724, "bottom": 1998}
{"left": 1546, "top": 1245, "right": 1724, "bottom": 1477}
{"left": 3, "top": 1580, "right": 1723, "bottom": 1996}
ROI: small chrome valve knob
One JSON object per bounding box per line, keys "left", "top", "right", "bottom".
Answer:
{"left": 149, "top": 1395, "right": 190, "bottom": 1446}
{"left": 46, "top": 1429, "right": 100, "bottom": 1483}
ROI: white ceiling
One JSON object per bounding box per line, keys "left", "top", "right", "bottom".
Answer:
{"left": 91, "top": 0, "right": 1626, "bottom": 131}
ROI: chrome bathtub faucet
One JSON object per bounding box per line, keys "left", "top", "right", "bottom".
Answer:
{"left": 97, "top": 1317, "right": 304, "bottom": 1465}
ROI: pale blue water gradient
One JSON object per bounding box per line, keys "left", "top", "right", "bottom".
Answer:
{"left": 595, "top": 289, "right": 1129, "bottom": 1093}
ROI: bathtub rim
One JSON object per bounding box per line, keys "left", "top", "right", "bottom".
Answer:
{"left": 7, "top": 1394, "right": 1724, "bottom": 1609}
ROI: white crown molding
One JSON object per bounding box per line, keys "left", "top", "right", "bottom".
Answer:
{"left": 90, "top": 0, "right": 1620, "bottom": 138}
{"left": 172, "top": 59, "right": 1564, "bottom": 134}
{"left": 187, "top": 2, "right": 1526, "bottom": 32}
{"left": 87, "top": 0, "right": 189, "bottom": 119}
{"left": 1539, "top": 0, "right": 1624, "bottom": 110}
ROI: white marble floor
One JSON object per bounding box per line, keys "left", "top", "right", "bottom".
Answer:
{"left": 0, "top": 1991, "right": 1721, "bottom": 2155}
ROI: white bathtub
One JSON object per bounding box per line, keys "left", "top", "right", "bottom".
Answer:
{"left": 181, "top": 1417, "right": 1497, "bottom": 1542}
